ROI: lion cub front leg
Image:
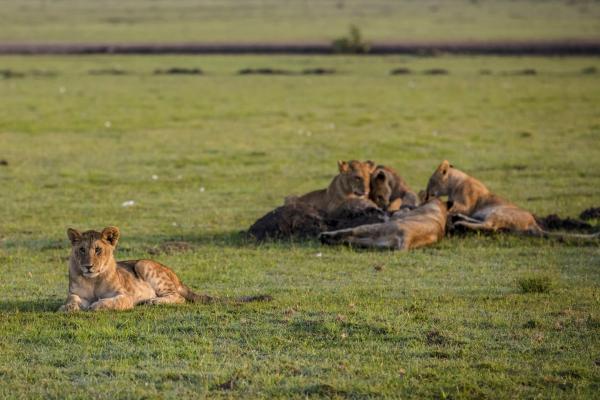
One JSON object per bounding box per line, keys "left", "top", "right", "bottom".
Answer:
{"left": 143, "top": 294, "right": 186, "bottom": 305}
{"left": 59, "top": 294, "right": 89, "bottom": 312}
{"left": 90, "top": 294, "right": 134, "bottom": 311}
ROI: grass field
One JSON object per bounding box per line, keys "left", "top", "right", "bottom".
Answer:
{"left": 0, "top": 0, "right": 599, "bottom": 43}
{"left": 1, "top": 55, "right": 599, "bottom": 398}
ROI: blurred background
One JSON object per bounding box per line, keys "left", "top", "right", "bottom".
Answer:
{"left": 1, "top": 0, "right": 598, "bottom": 44}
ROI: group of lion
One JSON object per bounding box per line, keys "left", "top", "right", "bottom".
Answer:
{"left": 60, "top": 159, "right": 597, "bottom": 313}
{"left": 282, "top": 159, "right": 598, "bottom": 250}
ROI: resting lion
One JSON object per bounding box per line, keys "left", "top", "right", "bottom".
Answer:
{"left": 319, "top": 198, "right": 449, "bottom": 250}
{"left": 425, "top": 160, "right": 599, "bottom": 239}
{"left": 288, "top": 160, "right": 378, "bottom": 214}
{"left": 60, "top": 226, "right": 211, "bottom": 311}
{"left": 369, "top": 165, "right": 418, "bottom": 212}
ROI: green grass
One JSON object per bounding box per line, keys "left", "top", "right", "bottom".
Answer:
{"left": 0, "top": 0, "right": 599, "bottom": 43}
{"left": 0, "top": 55, "right": 599, "bottom": 398}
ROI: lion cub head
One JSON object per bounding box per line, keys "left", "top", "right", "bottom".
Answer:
{"left": 369, "top": 167, "right": 394, "bottom": 209}
{"left": 425, "top": 160, "right": 453, "bottom": 200}
{"left": 337, "top": 160, "right": 376, "bottom": 198}
{"left": 67, "top": 226, "right": 120, "bottom": 278}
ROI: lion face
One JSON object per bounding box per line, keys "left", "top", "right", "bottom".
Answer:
{"left": 425, "top": 160, "right": 452, "bottom": 200}
{"left": 370, "top": 168, "right": 392, "bottom": 209}
{"left": 67, "top": 226, "right": 120, "bottom": 278}
{"left": 337, "top": 160, "right": 376, "bottom": 198}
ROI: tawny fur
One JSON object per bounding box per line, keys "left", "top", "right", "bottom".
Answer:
{"left": 319, "top": 198, "right": 448, "bottom": 250}
{"left": 59, "top": 226, "right": 210, "bottom": 312}
{"left": 287, "top": 160, "right": 378, "bottom": 214}
{"left": 425, "top": 160, "right": 544, "bottom": 233}
{"left": 369, "top": 165, "right": 418, "bottom": 212}
{"left": 425, "top": 160, "right": 600, "bottom": 240}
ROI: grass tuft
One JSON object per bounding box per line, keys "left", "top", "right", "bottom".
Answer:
{"left": 517, "top": 276, "right": 553, "bottom": 294}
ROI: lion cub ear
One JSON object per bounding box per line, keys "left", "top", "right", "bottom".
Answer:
{"left": 337, "top": 160, "right": 349, "bottom": 173}
{"left": 101, "top": 226, "right": 120, "bottom": 247}
{"left": 364, "top": 160, "right": 376, "bottom": 173}
{"left": 67, "top": 228, "right": 82, "bottom": 245}
{"left": 438, "top": 160, "right": 451, "bottom": 176}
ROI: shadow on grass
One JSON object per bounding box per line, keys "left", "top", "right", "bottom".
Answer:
{"left": 0, "top": 298, "right": 62, "bottom": 312}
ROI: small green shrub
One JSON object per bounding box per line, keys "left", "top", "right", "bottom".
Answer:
{"left": 332, "top": 25, "right": 370, "bottom": 54}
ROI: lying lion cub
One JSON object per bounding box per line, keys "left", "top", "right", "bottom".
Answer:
{"left": 319, "top": 198, "right": 449, "bottom": 250}
{"left": 369, "top": 165, "right": 418, "bottom": 212}
{"left": 289, "top": 160, "right": 378, "bottom": 214}
{"left": 60, "top": 226, "right": 208, "bottom": 311}
{"left": 426, "top": 160, "right": 599, "bottom": 239}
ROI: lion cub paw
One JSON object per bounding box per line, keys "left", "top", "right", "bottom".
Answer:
{"left": 58, "top": 303, "right": 81, "bottom": 312}
{"left": 89, "top": 300, "right": 111, "bottom": 311}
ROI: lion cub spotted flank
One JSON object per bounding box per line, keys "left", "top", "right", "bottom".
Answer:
{"left": 60, "top": 226, "right": 207, "bottom": 312}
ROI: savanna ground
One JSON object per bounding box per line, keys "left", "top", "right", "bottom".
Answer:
{"left": 1, "top": 1, "right": 600, "bottom": 398}
{"left": 1, "top": 54, "right": 599, "bottom": 399}
{"left": 0, "top": 0, "right": 599, "bottom": 43}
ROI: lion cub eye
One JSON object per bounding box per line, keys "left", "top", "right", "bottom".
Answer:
{"left": 78, "top": 247, "right": 85, "bottom": 254}
{"left": 95, "top": 247, "right": 102, "bottom": 255}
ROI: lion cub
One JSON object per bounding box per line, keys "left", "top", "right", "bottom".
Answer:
{"left": 369, "top": 165, "right": 418, "bottom": 212}
{"left": 425, "top": 160, "right": 543, "bottom": 233}
{"left": 288, "top": 160, "right": 378, "bottom": 214}
{"left": 319, "top": 198, "right": 449, "bottom": 250}
{"left": 60, "top": 226, "right": 207, "bottom": 311}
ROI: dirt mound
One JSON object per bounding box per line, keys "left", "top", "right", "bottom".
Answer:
{"left": 580, "top": 207, "right": 600, "bottom": 220}
{"left": 301, "top": 68, "right": 335, "bottom": 75}
{"left": 247, "top": 202, "right": 327, "bottom": 241}
{"left": 507, "top": 68, "right": 537, "bottom": 75}
{"left": 423, "top": 68, "right": 449, "bottom": 75}
{"left": 248, "top": 199, "right": 386, "bottom": 241}
{"left": 390, "top": 67, "right": 412, "bottom": 75}
{"left": 0, "top": 69, "right": 25, "bottom": 78}
{"left": 238, "top": 68, "right": 292, "bottom": 75}
{"left": 535, "top": 214, "right": 592, "bottom": 231}
{"left": 325, "top": 199, "right": 386, "bottom": 230}
{"left": 89, "top": 68, "right": 128, "bottom": 75}
{"left": 154, "top": 68, "right": 203, "bottom": 75}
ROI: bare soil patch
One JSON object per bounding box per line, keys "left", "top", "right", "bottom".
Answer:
{"left": 248, "top": 199, "right": 385, "bottom": 241}
{"left": 238, "top": 68, "right": 292, "bottom": 75}
{"left": 390, "top": 67, "right": 412, "bottom": 75}
{"left": 154, "top": 68, "right": 203, "bottom": 75}
{"left": 580, "top": 207, "right": 600, "bottom": 220}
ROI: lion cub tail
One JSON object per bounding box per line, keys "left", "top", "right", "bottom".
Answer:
{"left": 179, "top": 284, "right": 274, "bottom": 304}
{"left": 179, "top": 284, "right": 218, "bottom": 304}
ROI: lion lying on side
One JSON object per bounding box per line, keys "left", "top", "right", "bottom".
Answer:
{"left": 319, "top": 198, "right": 449, "bottom": 250}
{"left": 425, "top": 160, "right": 599, "bottom": 239}
{"left": 288, "top": 160, "right": 378, "bottom": 214}
{"left": 60, "top": 226, "right": 210, "bottom": 311}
